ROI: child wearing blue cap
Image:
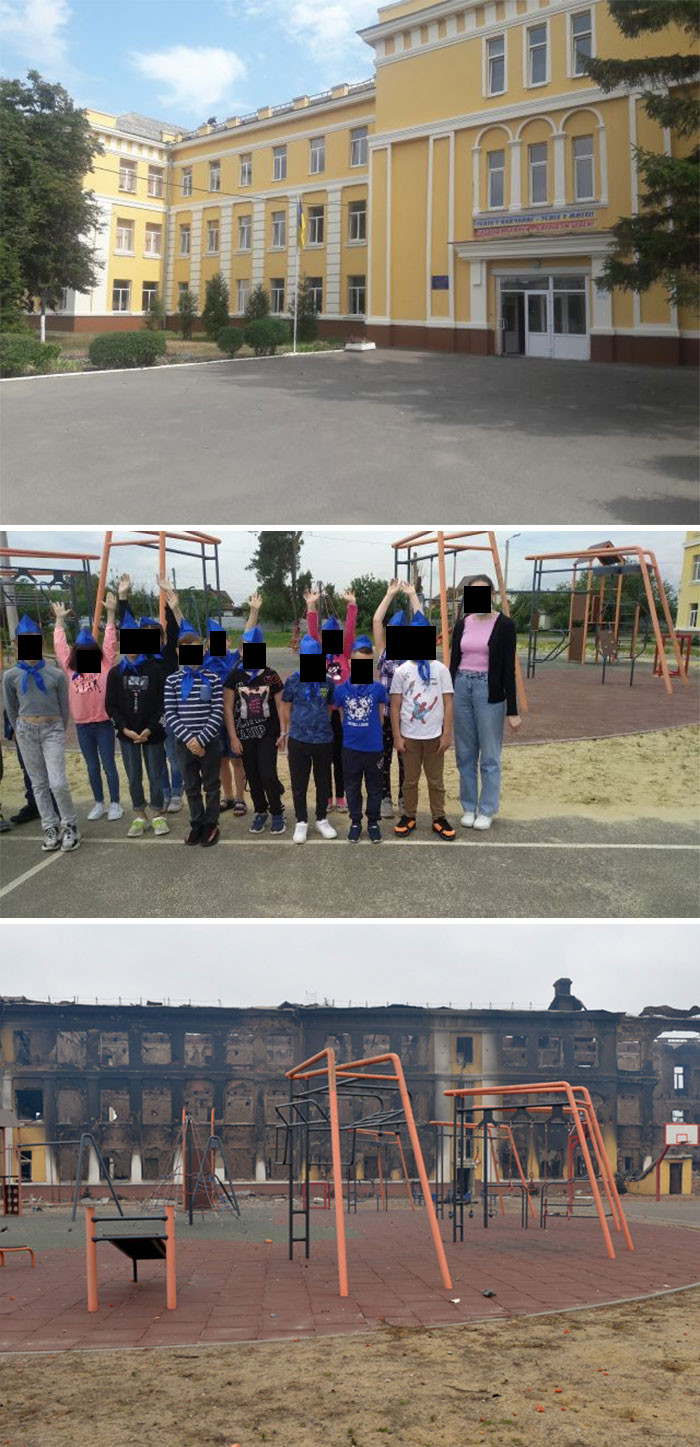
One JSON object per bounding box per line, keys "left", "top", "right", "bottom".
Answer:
{"left": 223, "top": 609, "right": 285, "bottom": 835}
{"left": 390, "top": 612, "right": 456, "bottom": 841}
{"left": 205, "top": 593, "right": 262, "bottom": 817}
{"left": 51, "top": 593, "right": 122, "bottom": 823}
{"left": 333, "top": 635, "right": 388, "bottom": 842}
{"left": 117, "top": 574, "right": 185, "bottom": 814}
{"left": 2, "top": 616, "right": 80, "bottom": 852}
{"left": 373, "top": 579, "right": 421, "bottom": 818}
{"left": 305, "top": 587, "right": 357, "bottom": 812}
{"left": 106, "top": 616, "right": 170, "bottom": 840}
{"left": 279, "top": 634, "right": 338, "bottom": 844}
{"left": 164, "top": 622, "right": 224, "bottom": 846}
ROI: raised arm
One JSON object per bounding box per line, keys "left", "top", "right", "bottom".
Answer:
{"left": 373, "top": 579, "right": 402, "bottom": 653}
{"left": 50, "top": 600, "right": 72, "bottom": 670}
{"left": 304, "top": 588, "right": 320, "bottom": 643}
{"left": 339, "top": 590, "right": 357, "bottom": 659}
{"left": 244, "top": 591, "right": 262, "bottom": 633}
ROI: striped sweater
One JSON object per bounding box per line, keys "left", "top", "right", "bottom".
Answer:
{"left": 163, "top": 667, "right": 223, "bottom": 745}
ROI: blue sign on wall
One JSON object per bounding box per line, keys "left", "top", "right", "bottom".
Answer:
{"left": 432, "top": 275, "right": 449, "bottom": 290}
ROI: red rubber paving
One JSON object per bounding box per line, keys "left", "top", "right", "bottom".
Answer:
{"left": 1, "top": 1212, "right": 697, "bottom": 1353}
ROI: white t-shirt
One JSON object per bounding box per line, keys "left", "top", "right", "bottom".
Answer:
{"left": 390, "top": 660, "right": 454, "bottom": 739}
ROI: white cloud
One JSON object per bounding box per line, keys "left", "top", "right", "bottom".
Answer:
{"left": 130, "top": 45, "right": 247, "bottom": 119}
{"left": 0, "top": 0, "right": 71, "bottom": 70}
{"left": 241, "top": 1, "right": 377, "bottom": 75}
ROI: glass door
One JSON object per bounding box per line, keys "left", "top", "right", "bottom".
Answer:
{"left": 500, "top": 291, "right": 524, "bottom": 355}
{"left": 525, "top": 291, "right": 550, "bottom": 358}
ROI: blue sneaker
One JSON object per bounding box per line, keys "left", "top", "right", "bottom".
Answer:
{"left": 270, "top": 814, "right": 286, "bottom": 835}
{"left": 249, "top": 812, "right": 269, "bottom": 834}
{"left": 348, "top": 821, "right": 362, "bottom": 842}
{"left": 367, "top": 822, "right": 382, "bottom": 843}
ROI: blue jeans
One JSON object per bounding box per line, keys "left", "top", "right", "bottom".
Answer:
{"left": 76, "top": 721, "right": 120, "bottom": 803}
{"left": 162, "top": 724, "right": 183, "bottom": 798}
{"left": 453, "top": 671, "right": 505, "bottom": 818}
{"left": 120, "top": 737, "right": 166, "bottom": 811}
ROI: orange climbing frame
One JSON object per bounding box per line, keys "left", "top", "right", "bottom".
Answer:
{"left": 91, "top": 530, "right": 222, "bottom": 637}
{"left": 287, "top": 1049, "right": 452, "bottom": 1297}
{"left": 445, "top": 1081, "right": 633, "bottom": 1261}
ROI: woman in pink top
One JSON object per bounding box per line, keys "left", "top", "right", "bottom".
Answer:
{"left": 304, "top": 587, "right": 357, "bottom": 810}
{"left": 448, "top": 574, "right": 522, "bottom": 831}
{"left": 52, "top": 593, "right": 123, "bottom": 822}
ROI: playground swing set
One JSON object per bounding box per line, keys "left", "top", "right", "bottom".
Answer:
{"left": 525, "top": 543, "right": 689, "bottom": 696}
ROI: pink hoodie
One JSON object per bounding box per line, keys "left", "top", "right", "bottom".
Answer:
{"left": 307, "top": 604, "right": 357, "bottom": 687}
{"left": 54, "top": 622, "right": 118, "bottom": 725}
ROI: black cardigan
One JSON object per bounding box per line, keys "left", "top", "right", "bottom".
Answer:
{"left": 449, "top": 612, "right": 518, "bottom": 716}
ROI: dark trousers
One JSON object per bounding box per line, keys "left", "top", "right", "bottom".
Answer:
{"left": 382, "top": 714, "right": 404, "bottom": 801}
{"left": 330, "top": 709, "right": 344, "bottom": 798}
{"left": 176, "top": 737, "right": 222, "bottom": 827}
{"left": 288, "top": 737, "right": 333, "bottom": 823}
{"left": 119, "top": 738, "right": 166, "bottom": 811}
{"left": 241, "top": 734, "right": 283, "bottom": 816}
{"left": 342, "top": 747, "right": 384, "bottom": 825}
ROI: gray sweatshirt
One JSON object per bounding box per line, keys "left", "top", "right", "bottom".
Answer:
{"left": 3, "top": 663, "right": 70, "bottom": 731}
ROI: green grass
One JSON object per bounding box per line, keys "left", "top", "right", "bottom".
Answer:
{"left": 44, "top": 330, "right": 347, "bottom": 371}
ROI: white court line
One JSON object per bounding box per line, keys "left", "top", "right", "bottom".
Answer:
{"left": 0, "top": 849, "right": 64, "bottom": 899}
{"left": 3, "top": 837, "right": 697, "bottom": 852}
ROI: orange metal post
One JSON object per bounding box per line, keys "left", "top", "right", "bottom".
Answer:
{"left": 437, "top": 532, "right": 450, "bottom": 664}
{"left": 581, "top": 567, "right": 592, "bottom": 666}
{"left": 395, "top": 1133, "right": 416, "bottom": 1210}
{"left": 92, "top": 530, "right": 113, "bottom": 638}
{"left": 638, "top": 553, "right": 673, "bottom": 696}
{"left": 574, "top": 1087, "right": 633, "bottom": 1250}
{"left": 165, "top": 1204, "right": 177, "bottom": 1309}
{"left": 85, "top": 1206, "right": 98, "bottom": 1312}
{"left": 326, "top": 1051, "right": 350, "bottom": 1298}
{"left": 613, "top": 572, "right": 623, "bottom": 645}
{"left": 158, "top": 534, "right": 167, "bottom": 628}
{"left": 647, "top": 550, "right": 688, "bottom": 685}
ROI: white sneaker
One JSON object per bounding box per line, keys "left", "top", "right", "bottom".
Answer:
{"left": 87, "top": 802, "right": 106, "bottom": 822}
{"left": 460, "top": 811, "right": 476, "bottom": 828}
{"left": 107, "top": 802, "right": 123, "bottom": 821}
{"left": 293, "top": 822, "right": 308, "bottom": 844}
{"left": 167, "top": 795, "right": 183, "bottom": 813}
{"left": 380, "top": 798, "right": 394, "bottom": 819}
{"left": 473, "top": 814, "right": 493, "bottom": 831}
{"left": 315, "top": 818, "right": 338, "bottom": 840}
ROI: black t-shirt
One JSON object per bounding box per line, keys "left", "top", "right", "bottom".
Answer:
{"left": 224, "top": 666, "right": 283, "bottom": 741}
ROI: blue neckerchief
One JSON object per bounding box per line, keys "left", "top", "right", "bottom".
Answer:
{"left": 203, "top": 649, "right": 239, "bottom": 680}
{"left": 347, "top": 681, "right": 374, "bottom": 700}
{"left": 416, "top": 659, "right": 432, "bottom": 684}
{"left": 18, "top": 660, "right": 48, "bottom": 694}
{"left": 119, "top": 655, "right": 147, "bottom": 674}
{"left": 294, "top": 670, "right": 322, "bottom": 703}
{"left": 182, "top": 666, "right": 212, "bottom": 702}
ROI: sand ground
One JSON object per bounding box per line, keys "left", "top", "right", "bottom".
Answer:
{"left": 1, "top": 1289, "right": 698, "bottom": 1447}
{"left": 2, "top": 726, "right": 698, "bottom": 825}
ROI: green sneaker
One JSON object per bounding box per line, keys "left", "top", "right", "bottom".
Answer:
{"left": 127, "top": 816, "right": 149, "bottom": 838}
{"left": 151, "top": 815, "right": 171, "bottom": 837}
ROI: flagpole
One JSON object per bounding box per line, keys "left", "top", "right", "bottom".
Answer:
{"left": 293, "top": 198, "right": 301, "bottom": 356}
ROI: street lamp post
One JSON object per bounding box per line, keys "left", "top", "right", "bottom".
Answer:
{"left": 504, "top": 533, "right": 521, "bottom": 595}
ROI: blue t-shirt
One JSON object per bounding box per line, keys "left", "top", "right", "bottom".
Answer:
{"left": 334, "top": 681, "right": 387, "bottom": 752}
{"left": 282, "top": 674, "right": 335, "bottom": 744}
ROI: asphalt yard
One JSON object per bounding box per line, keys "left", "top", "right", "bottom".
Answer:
{"left": 1, "top": 812, "right": 697, "bottom": 918}
{"left": 3, "top": 348, "right": 699, "bottom": 523}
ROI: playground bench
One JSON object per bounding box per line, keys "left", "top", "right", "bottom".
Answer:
{"left": 85, "top": 1205, "right": 176, "bottom": 1312}
{"left": 0, "top": 1245, "right": 35, "bottom": 1267}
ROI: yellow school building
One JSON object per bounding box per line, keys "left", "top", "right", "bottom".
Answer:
{"left": 676, "top": 533, "right": 700, "bottom": 631}
{"left": 53, "top": 0, "right": 698, "bottom": 364}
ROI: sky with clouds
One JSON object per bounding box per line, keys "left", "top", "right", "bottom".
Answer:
{"left": 0, "top": 0, "right": 379, "bottom": 124}
{"left": 4, "top": 919, "right": 698, "bottom": 1014}
{"left": 3, "top": 529, "right": 688, "bottom": 606}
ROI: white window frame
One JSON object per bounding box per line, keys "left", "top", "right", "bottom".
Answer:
{"left": 112, "top": 279, "right": 131, "bottom": 312}
{"left": 236, "top": 277, "right": 250, "bottom": 313}
{"left": 573, "top": 134, "right": 595, "bottom": 201}
{"left": 144, "top": 224, "right": 162, "bottom": 257}
{"left": 348, "top": 274, "right": 366, "bottom": 317}
{"left": 689, "top": 603, "right": 698, "bottom": 627}
{"left": 206, "top": 220, "right": 219, "bottom": 254}
{"left": 238, "top": 214, "right": 252, "bottom": 251}
{"left": 487, "top": 149, "right": 506, "bottom": 210}
{"left": 673, "top": 1065, "right": 685, "bottom": 1092}
{"left": 142, "top": 282, "right": 158, "bottom": 312}
{"left": 115, "top": 219, "right": 134, "bottom": 254}
{"left": 307, "top": 277, "right": 323, "bottom": 312}
{"left": 182, "top": 168, "right": 192, "bottom": 198}
{"left": 484, "top": 33, "right": 506, "bottom": 98}
{"left": 271, "top": 210, "right": 286, "bottom": 249}
{"left": 240, "top": 154, "right": 252, "bottom": 186}
{"left": 147, "top": 166, "right": 164, "bottom": 198}
{"left": 307, "top": 205, "right": 325, "bottom": 246}
{"left": 178, "top": 281, "right": 190, "bottom": 302}
{"left": 524, "top": 20, "right": 549, "bottom": 89}
{"left": 691, "top": 557, "right": 700, "bottom": 582}
{"left": 273, "top": 145, "right": 287, "bottom": 181}
{"left": 528, "top": 142, "right": 548, "bottom": 205}
{"left": 270, "top": 277, "right": 285, "bottom": 314}
{"left": 348, "top": 200, "right": 367, "bottom": 244}
{"left": 179, "top": 224, "right": 191, "bottom": 257}
{"left": 569, "top": 7, "right": 595, "bottom": 79}
{"left": 310, "top": 135, "right": 326, "bottom": 175}
{"left": 350, "top": 126, "right": 368, "bottom": 168}
{"left": 118, "top": 160, "right": 137, "bottom": 194}
{"left": 209, "top": 162, "right": 221, "bottom": 192}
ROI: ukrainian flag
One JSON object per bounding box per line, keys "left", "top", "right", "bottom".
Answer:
{"left": 297, "top": 199, "right": 306, "bottom": 248}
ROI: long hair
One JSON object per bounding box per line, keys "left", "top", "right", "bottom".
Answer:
{"left": 460, "top": 573, "right": 497, "bottom": 618}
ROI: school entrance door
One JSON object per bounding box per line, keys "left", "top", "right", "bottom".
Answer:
{"left": 499, "top": 274, "right": 589, "bottom": 361}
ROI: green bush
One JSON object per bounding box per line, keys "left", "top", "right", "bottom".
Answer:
{"left": 217, "top": 325, "right": 244, "bottom": 357}
{"left": 244, "top": 284, "right": 269, "bottom": 321}
{"left": 0, "top": 333, "right": 62, "bottom": 377}
{"left": 143, "top": 297, "right": 166, "bottom": 332}
{"left": 88, "top": 331, "right": 167, "bottom": 369}
{"left": 178, "top": 289, "right": 198, "bottom": 340}
{"left": 243, "top": 317, "right": 290, "bottom": 356}
{"left": 202, "top": 272, "right": 230, "bottom": 340}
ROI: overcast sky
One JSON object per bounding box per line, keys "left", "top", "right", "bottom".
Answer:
{"left": 4, "top": 920, "right": 698, "bottom": 1015}
{"left": 4, "top": 528, "right": 687, "bottom": 608}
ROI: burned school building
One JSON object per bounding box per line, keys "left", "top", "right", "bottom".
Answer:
{"left": 2, "top": 980, "right": 699, "bottom": 1195}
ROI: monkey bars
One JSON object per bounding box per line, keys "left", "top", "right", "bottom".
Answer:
{"left": 91, "top": 530, "right": 223, "bottom": 637}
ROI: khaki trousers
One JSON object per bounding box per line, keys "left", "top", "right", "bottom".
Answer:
{"left": 402, "top": 736, "right": 445, "bottom": 819}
